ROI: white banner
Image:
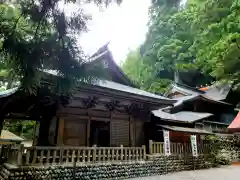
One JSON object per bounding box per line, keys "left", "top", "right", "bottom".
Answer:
{"left": 190, "top": 135, "right": 198, "bottom": 157}
{"left": 163, "top": 130, "right": 171, "bottom": 156}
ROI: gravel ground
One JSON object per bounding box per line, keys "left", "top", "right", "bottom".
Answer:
{"left": 128, "top": 166, "right": 240, "bottom": 180}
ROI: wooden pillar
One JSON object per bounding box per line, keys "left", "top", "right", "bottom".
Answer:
{"left": 87, "top": 119, "right": 91, "bottom": 146}
{"left": 57, "top": 117, "right": 65, "bottom": 145}
{"left": 86, "top": 109, "right": 91, "bottom": 146}
{"left": 109, "top": 111, "right": 112, "bottom": 146}
{"left": 129, "top": 115, "right": 133, "bottom": 147}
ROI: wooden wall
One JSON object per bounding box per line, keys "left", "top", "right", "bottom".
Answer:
{"left": 56, "top": 108, "right": 146, "bottom": 147}
{"left": 169, "top": 131, "right": 201, "bottom": 143}
{"left": 63, "top": 118, "right": 87, "bottom": 146}
{"left": 110, "top": 118, "right": 129, "bottom": 146}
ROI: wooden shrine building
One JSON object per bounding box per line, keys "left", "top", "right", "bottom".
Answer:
{"left": 0, "top": 44, "right": 176, "bottom": 147}
{"left": 147, "top": 82, "right": 237, "bottom": 143}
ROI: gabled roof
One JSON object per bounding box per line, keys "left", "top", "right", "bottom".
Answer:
{"left": 165, "top": 82, "right": 232, "bottom": 102}
{"left": 164, "top": 83, "right": 203, "bottom": 97}
{"left": 172, "top": 94, "right": 232, "bottom": 107}
{"left": 88, "top": 43, "right": 135, "bottom": 87}
{"left": 152, "top": 88, "right": 231, "bottom": 123}
{"left": 202, "top": 83, "right": 231, "bottom": 101}
{"left": 44, "top": 70, "right": 176, "bottom": 106}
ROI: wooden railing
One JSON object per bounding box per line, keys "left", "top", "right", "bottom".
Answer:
{"left": 149, "top": 140, "right": 211, "bottom": 155}
{"left": 7, "top": 145, "right": 146, "bottom": 166}
{"left": 0, "top": 141, "right": 212, "bottom": 166}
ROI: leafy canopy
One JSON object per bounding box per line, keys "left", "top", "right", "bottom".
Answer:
{"left": 0, "top": 0, "right": 121, "bottom": 95}
{"left": 123, "top": 0, "right": 240, "bottom": 94}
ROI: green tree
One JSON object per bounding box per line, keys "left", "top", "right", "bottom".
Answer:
{"left": 0, "top": 0, "right": 121, "bottom": 95}
{"left": 191, "top": 0, "right": 240, "bottom": 91}
{"left": 122, "top": 48, "right": 171, "bottom": 94}
{"left": 3, "top": 119, "right": 36, "bottom": 140}
{"left": 125, "top": 0, "right": 240, "bottom": 95}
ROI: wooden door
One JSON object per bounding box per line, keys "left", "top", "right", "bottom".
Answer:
{"left": 63, "top": 119, "right": 87, "bottom": 146}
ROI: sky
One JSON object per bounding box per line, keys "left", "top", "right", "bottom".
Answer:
{"left": 64, "top": 0, "right": 187, "bottom": 64}
{"left": 66, "top": 0, "right": 151, "bottom": 64}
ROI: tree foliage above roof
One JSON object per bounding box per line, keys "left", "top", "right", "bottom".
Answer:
{"left": 123, "top": 0, "right": 240, "bottom": 94}
{"left": 0, "top": 0, "right": 121, "bottom": 95}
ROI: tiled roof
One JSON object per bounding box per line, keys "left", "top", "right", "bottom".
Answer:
{"left": 0, "top": 130, "right": 24, "bottom": 142}
{"left": 44, "top": 70, "right": 176, "bottom": 104}
{"left": 152, "top": 109, "right": 213, "bottom": 123}
{"left": 158, "top": 125, "right": 213, "bottom": 135}
{"left": 97, "top": 80, "right": 172, "bottom": 101}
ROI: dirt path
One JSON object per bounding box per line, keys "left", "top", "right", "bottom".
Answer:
{"left": 128, "top": 166, "right": 240, "bottom": 180}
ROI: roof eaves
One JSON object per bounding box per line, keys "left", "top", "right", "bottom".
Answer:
{"left": 79, "top": 81, "right": 177, "bottom": 106}
{"left": 157, "top": 125, "right": 214, "bottom": 135}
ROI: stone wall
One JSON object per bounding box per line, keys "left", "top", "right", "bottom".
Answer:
{"left": 0, "top": 155, "right": 214, "bottom": 180}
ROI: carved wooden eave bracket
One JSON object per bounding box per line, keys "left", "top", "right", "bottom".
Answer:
{"left": 81, "top": 96, "right": 99, "bottom": 109}
{"left": 104, "top": 100, "right": 120, "bottom": 112}
{"left": 125, "top": 103, "right": 139, "bottom": 115}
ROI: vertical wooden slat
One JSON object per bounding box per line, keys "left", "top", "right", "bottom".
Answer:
{"left": 93, "top": 145, "right": 97, "bottom": 162}
{"left": 46, "top": 150, "right": 51, "bottom": 164}
{"left": 53, "top": 150, "right": 57, "bottom": 164}
{"left": 136, "top": 148, "right": 139, "bottom": 161}
{"left": 77, "top": 149, "right": 81, "bottom": 162}
{"left": 40, "top": 150, "right": 44, "bottom": 165}
{"left": 139, "top": 148, "right": 142, "bottom": 160}
{"left": 112, "top": 149, "right": 114, "bottom": 161}
{"left": 115, "top": 149, "right": 119, "bottom": 161}
{"left": 32, "top": 149, "right": 37, "bottom": 164}
{"left": 72, "top": 150, "right": 75, "bottom": 163}
{"left": 25, "top": 149, "right": 30, "bottom": 165}
{"left": 142, "top": 145, "right": 146, "bottom": 160}
{"left": 124, "top": 148, "right": 128, "bottom": 160}
{"left": 98, "top": 149, "right": 101, "bottom": 162}
{"left": 65, "top": 149, "right": 69, "bottom": 163}
{"left": 17, "top": 144, "right": 24, "bottom": 165}
{"left": 103, "top": 148, "right": 106, "bottom": 161}
{"left": 87, "top": 148, "right": 91, "bottom": 163}
{"left": 60, "top": 148, "right": 64, "bottom": 164}
{"left": 120, "top": 145, "right": 123, "bottom": 161}
{"left": 107, "top": 148, "right": 110, "bottom": 161}
{"left": 129, "top": 148, "right": 132, "bottom": 160}
{"left": 82, "top": 149, "right": 86, "bottom": 162}
{"left": 149, "top": 140, "right": 153, "bottom": 155}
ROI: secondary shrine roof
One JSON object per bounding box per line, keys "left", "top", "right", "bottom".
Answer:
{"left": 152, "top": 109, "right": 213, "bottom": 123}
{"left": 157, "top": 125, "right": 213, "bottom": 135}
{"left": 0, "top": 130, "right": 24, "bottom": 142}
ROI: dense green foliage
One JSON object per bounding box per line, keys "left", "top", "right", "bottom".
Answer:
{"left": 0, "top": 0, "right": 121, "bottom": 95}
{"left": 122, "top": 48, "right": 171, "bottom": 94}
{"left": 3, "top": 119, "right": 35, "bottom": 140}
{"left": 122, "top": 0, "right": 240, "bottom": 94}
{"left": 205, "top": 135, "right": 240, "bottom": 165}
